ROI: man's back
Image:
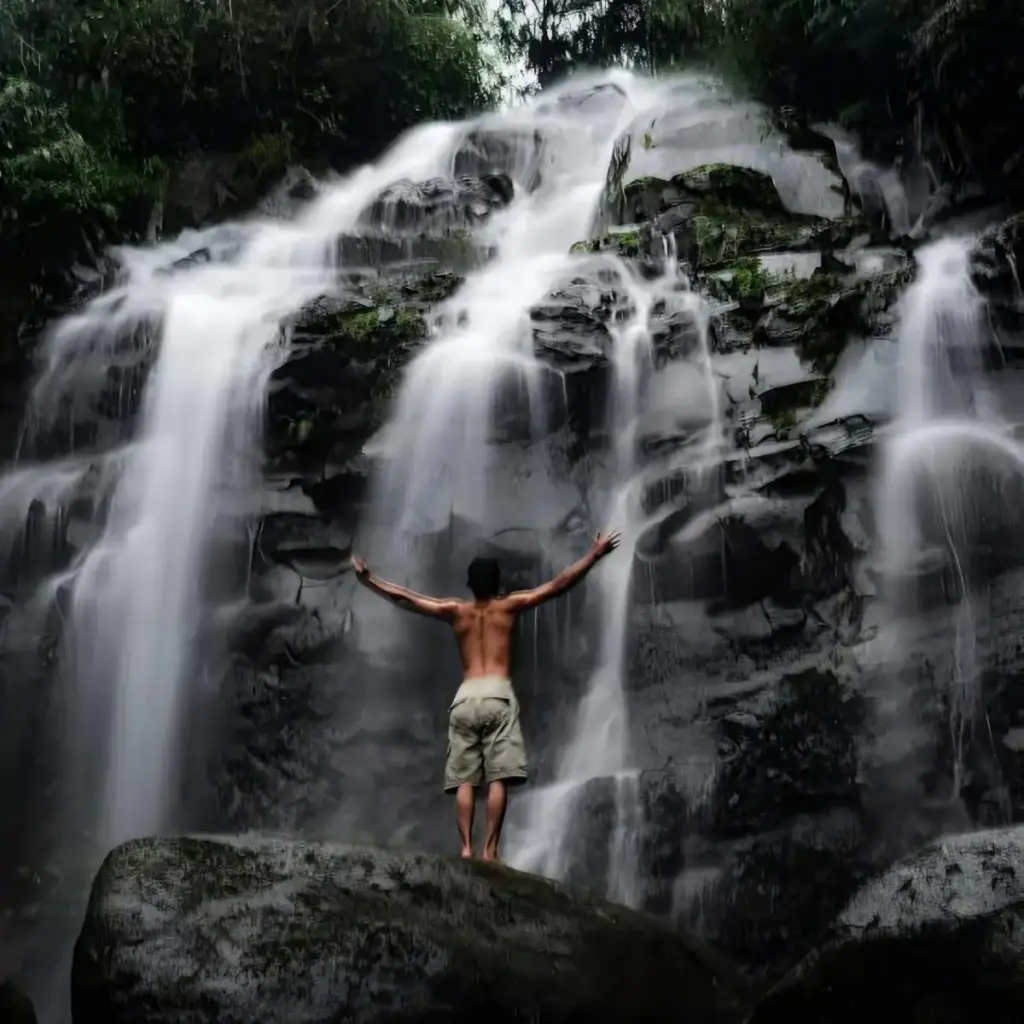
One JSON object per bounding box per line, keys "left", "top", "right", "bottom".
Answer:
{"left": 450, "top": 599, "right": 517, "bottom": 681}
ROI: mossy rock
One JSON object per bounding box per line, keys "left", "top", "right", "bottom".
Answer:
{"left": 758, "top": 379, "right": 832, "bottom": 438}
{"left": 617, "top": 164, "right": 786, "bottom": 225}
{"left": 569, "top": 228, "right": 648, "bottom": 259}
{"left": 691, "top": 209, "right": 860, "bottom": 270}
{"left": 72, "top": 835, "right": 747, "bottom": 1023}
{"left": 270, "top": 271, "right": 463, "bottom": 461}
{"left": 705, "top": 256, "right": 773, "bottom": 305}
{"left": 674, "top": 164, "right": 788, "bottom": 213}
{"left": 613, "top": 163, "right": 863, "bottom": 272}
{"left": 294, "top": 271, "right": 461, "bottom": 352}
{"left": 749, "top": 267, "right": 908, "bottom": 375}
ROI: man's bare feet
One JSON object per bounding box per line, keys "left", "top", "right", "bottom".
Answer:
{"left": 460, "top": 847, "right": 473, "bottom": 859}
{"left": 481, "top": 850, "right": 502, "bottom": 864}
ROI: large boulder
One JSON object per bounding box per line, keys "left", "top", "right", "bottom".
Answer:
{"left": 359, "top": 174, "right": 514, "bottom": 234}
{"left": 71, "top": 836, "right": 746, "bottom": 1024}
{"left": 750, "top": 825, "right": 1024, "bottom": 1022}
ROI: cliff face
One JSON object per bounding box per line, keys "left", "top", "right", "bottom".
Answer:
{"left": 2, "top": 76, "right": 1024, "bottom": 994}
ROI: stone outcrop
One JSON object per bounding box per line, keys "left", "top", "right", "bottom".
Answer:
{"left": 360, "top": 173, "right": 514, "bottom": 233}
{"left": 71, "top": 835, "right": 746, "bottom": 1024}
{"left": 750, "top": 825, "right": 1024, "bottom": 1023}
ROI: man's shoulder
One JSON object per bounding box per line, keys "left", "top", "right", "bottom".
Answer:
{"left": 492, "top": 595, "right": 524, "bottom": 616}
{"left": 450, "top": 597, "right": 518, "bottom": 616}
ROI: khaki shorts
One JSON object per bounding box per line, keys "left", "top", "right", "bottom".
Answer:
{"left": 444, "top": 684, "right": 528, "bottom": 792}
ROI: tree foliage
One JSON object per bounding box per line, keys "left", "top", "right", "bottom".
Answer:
{"left": 0, "top": 0, "right": 496, "bottom": 249}
{"left": 497, "top": 0, "right": 1024, "bottom": 188}
{"left": 493, "top": 0, "right": 724, "bottom": 86}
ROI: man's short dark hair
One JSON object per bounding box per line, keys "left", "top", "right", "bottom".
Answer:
{"left": 466, "top": 557, "right": 501, "bottom": 599}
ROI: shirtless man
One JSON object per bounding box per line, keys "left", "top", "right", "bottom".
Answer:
{"left": 351, "top": 531, "right": 620, "bottom": 862}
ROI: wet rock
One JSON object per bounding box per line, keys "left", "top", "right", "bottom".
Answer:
{"left": 161, "top": 153, "right": 243, "bottom": 232}
{"left": 453, "top": 127, "right": 546, "bottom": 191}
{"left": 692, "top": 808, "right": 871, "bottom": 976}
{"left": 750, "top": 826, "right": 1024, "bottom": 1023}
{"left": 603, "top": 94, "right": 847, "bottom": 221}
{"left": 71, "top": 835, "right": 746, "bottom": 1024}
{"left": 360, "top": 174, "right": 514, "bottom": 234}
{"left": 971, "top": 212, "right": 1024, "bottom": 333}
{"left": 711, "top": 668, "right": 867, "bottom": 838}
{"left": 531, "top": 271, "right": 705, "bottom": 373}
{"left": 267, "top": 273, "right": 462, "bottom": 469}
{"left": 255, "top": 166, "right": 320, "bottom": 220}
{"left": 332, "top": 232, "right": 483, "bottom": 272}
{"left": 606, "top": 162, "right": 865, "bottom": 281}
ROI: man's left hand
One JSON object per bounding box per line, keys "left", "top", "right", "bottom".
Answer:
{"left": 351, "top": 555, "right": 369, "bottom": 578}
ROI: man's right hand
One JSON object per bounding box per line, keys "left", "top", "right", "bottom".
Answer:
{"left": 592, "top": 531, "right": 621, "bottom": 559}
{"left": 351, "top": 555, "right": 369, "bottom": 578}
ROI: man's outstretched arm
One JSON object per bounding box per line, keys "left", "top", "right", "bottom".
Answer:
{"left": 504, "top": 531, "right": 621, "bottom": 611}
{"left": 351, "top": 556, "right": 460, "bottom": 620}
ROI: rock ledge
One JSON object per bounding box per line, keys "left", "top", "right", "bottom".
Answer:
{"left": 72, "top": 834, "right": 745, "bottom": 1024}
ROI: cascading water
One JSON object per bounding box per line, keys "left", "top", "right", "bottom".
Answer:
{"left": 873, "top": 236, "right": 1019, "bottom": 803}
{"left": 505, "top": 238, "right": 723, "bottom": 902}
{"left": 363, "top": 77, "right": 667, "bottom": 547}
{"left": 342, "top": 72, "right": 679, "bottom": 877}
{"left": 11, "top": 121, "right": 466, "bottom": 1024}
{"left": 29, "top": 124, "right": 462, "bottom": 853}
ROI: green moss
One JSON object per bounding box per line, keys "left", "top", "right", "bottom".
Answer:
{"left": 672, "top": 163, "right": 784, "bottom": 213}
{"left": 569, "top": 229, "right": 645, "bottom": 258}
{"left": 728, "top": 257, "right": 772, "bottom": 300}
{"left": 392, "top": 305, "right": 425, "bottom": 339}
{"left": 809, "top": 376, "right": 832, "bottom": 407}
{"left": 747, "top": 270, "right": 873, "bottom": 374}
{"left": 767, "top": 406, "right": 798, "bottom": 439}
{"left": 339, "top": 308, "right": 382, "bottom": 346}
{"left": 774, "top": 272, "right": 843, "bottom": 316}
{"left": 692, "top": 204, "right": 843, "bottom": 268}
{"left": 621, "top": 164, "right": 786, "bottom": 227}
{"left": 781, "top": 265, "right": 911, "bottom": 374}
{"left": 237, "top": 128, "right": 293, "bottom": 183}
{"left": 758, "top": 378, "right": 829, "bottom": 437}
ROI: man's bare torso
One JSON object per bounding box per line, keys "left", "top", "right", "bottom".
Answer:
{"left": 450, "top": 599, "right": 517, "bottom": 680}
{"left": 351, "top": 532, "right": 620, "bottom": 686}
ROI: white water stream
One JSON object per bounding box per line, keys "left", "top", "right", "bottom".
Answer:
{"left": 872, "top": 237, "right": 1020, "bottom": 802}
{"left": 23, "top": 121, "right": 463, "bottom": 850}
